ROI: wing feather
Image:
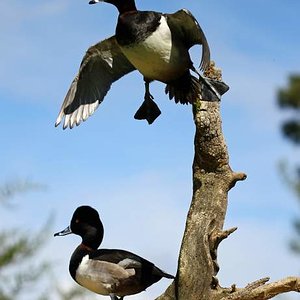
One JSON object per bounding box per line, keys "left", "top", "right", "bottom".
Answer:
{"left": 166, "top": 9, "right": 210, "bottom": 71}
{"left": 55, "top": 36, "right": 135, "bottom": 129}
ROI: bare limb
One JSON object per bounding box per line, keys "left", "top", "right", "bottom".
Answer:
{"left": 221, "top": 276, "right": 300, "bottom": 300}
{"left": 156, "top": 62, "right": 300, "bottom": 300}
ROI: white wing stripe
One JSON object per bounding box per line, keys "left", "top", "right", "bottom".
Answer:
{"left": 55, "top": 36, "right": 135, "bottom": 129}
{"left": 76, "top": 105, "right": 84, "bottom": 126}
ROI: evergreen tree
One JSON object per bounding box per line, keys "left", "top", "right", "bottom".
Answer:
{"left": 0, "top": 180, "right": 49, "bottom": 300}
{"left": 0, "top": 180, "right": 94, "bottom": 300}
{"left": 278, "top": 75, "right": 300, "bottom": 253}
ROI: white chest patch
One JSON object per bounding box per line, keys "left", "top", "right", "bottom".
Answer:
{"left": 120, "top": 16, "right": 189, "bottom": 82}
{"left": 75, "top": 255, "right": 135, "bottom": 296}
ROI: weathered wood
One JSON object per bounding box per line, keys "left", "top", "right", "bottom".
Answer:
{"left": 156, "top": 62, "right": 299, "bottom": 300}
{"left": 220, "top": 276, "right": 300, "bottom": 300}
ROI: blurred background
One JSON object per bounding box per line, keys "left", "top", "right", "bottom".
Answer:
{"left": 0, "top": 0, "right": 299, "bottom": 299}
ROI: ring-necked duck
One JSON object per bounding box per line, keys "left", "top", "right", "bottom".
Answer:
{"left": 56, "top": 0, "right": 227, "bottom": 129}
{"left": 54, "top": 206, "right": 174, "bottom": 300}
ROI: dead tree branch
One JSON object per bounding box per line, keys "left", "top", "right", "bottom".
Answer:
{"left": 219, "top": 276, "right": 300, "bottom": 300}
{"left": 156, "top": 62, "right": 299, "bottom": 300}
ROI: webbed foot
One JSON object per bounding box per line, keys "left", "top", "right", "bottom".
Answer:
{"left": 134, "top": 97, "right": 161, "bottom": 124}
{"left": 134, "top": 81, "right": 161, "bottom": 124}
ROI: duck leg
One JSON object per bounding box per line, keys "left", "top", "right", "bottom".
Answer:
{"left": 134, "top": 79, "right": 161, "bottom": 124}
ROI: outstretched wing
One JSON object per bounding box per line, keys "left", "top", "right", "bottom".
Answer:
{"left": 55, "top": 36, "right": 136, "bottom": 129}
{"left": 165, "top": 9, "right": 210, "bottom": 71}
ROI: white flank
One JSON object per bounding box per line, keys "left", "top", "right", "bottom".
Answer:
{"left": 75, "top": 255, "right": 134, "bottom": 295}
{"left": 120, "top": 16, "right": 189, "bottom": 82}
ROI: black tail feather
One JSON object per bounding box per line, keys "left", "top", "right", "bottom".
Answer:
{"left": 199, "top": 75, "right": 229, "bottom": 101}
{"left": 165, "top": 71, "right": 229, "bottom": 104}
{"left": 152, "top": 265, "right": 175, "bottom": 280}
{"left": 165, "top": 72, "right": 200, "bottom": 104}
{"left": 162, "top": 271, "right": 175, "bottom": 279}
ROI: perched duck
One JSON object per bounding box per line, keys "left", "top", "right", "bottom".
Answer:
{"left": 54, "top": 206, "right": 174, "bottom": 300}
{"left": 56, "top": 0, "right": 226, "bottom": 129}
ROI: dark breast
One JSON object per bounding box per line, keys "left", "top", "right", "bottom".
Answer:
{"left": 116, "top": 11, "right": 162, "bottom": 46}
{"left": 69, "top": 246, "right": 90, "bottom": 281}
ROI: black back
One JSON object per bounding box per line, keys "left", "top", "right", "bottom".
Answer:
{"left": 116, "top": 11, "right": 162, "bottom": 46}
{"left": 90, "top": 248, "right": 172, "bottom": 288}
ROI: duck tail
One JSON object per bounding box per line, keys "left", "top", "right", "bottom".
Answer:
{"left": 153, "top": 266, "right": 175, "bottom": 280}
{"left": 165, "top": 72, "right": 200, "bottom": 104}
{"left": 165, "top": 71, "right": 229, "bottom": 104}
{"left": 162, "top": 270, "right": 175, "bottom": 279}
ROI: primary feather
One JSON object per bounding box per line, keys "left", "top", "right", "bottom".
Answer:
{"left": 55, "top": 36, "right": 135, "bottom": 129}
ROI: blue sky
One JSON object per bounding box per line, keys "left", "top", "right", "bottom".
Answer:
{"left": 1, "top": 0, "right": 300, "bottom": 299}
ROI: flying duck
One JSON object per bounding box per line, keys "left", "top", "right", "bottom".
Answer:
{"left": 56, "top": 0, "right": 227, "bottom": 129}
{"left": 54, "top": 206, "right": 174, "bottom": 300}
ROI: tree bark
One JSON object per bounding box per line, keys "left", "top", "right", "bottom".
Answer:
{"left": 155, "top": 63, "right": 300, "bottom": 300}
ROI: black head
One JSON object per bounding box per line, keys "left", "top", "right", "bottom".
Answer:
{"left": 54, "top": 206, "right": 104, "bottom": 250}
{"left": 89, "top": 0, "right": 137, "bottom": 14}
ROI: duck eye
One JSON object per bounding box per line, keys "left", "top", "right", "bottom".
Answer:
{"left": 75, "top": 219, "right": 80, "bottom": 223}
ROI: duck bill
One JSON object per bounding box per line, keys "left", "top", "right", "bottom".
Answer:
{"left": 54, "top": 226, "right": 72, "bottom": 237}
{"left": 89, "top": 0, "right": 103, "bottom": 4}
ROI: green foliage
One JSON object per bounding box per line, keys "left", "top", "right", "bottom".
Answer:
{"left": 282, "top": 121, "right": 300, "bottom": 144}
{"left": 0, "top": 231, "right": 44, "bottom": 270}
{"left": 279, "top": 162, "right": 300, "bottom": 198}
{"left": 277, "top": 75, "right": 300, "bottom": 144}
{"left": 0, "top": 179, "right": 45, "bottom": 207}
{"left": 278, "top": 75, "right": 300, "bottom": 109}
{"left": 0, "top": 181, "right": 50, "bottom": 300}
{"left": 56, "top": 286, "right": 97, "bottom": 300}
{"left": 279, "top": 162, "right": 300, "bottom": 254}
{"left": 290, "top": 219, "right": 300, "bottom": 253}
{"left": 0, "top": 180, "right": 94, "bottom": 300}
{"left": 277, "top": 75, "right": 300, "bottom": 255}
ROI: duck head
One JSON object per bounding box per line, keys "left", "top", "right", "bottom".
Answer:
{"left": 54, "top": 205, "right": 104, "bottom": 250}
{"left": 89, "top": 0, "right": 137, "bottom": 14}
